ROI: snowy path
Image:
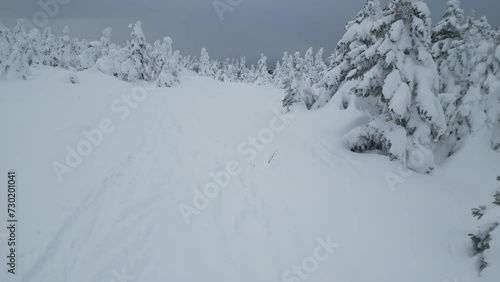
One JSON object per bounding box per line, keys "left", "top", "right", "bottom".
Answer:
{"left": 1, "top": 69, "right": 499, "bottom": 282}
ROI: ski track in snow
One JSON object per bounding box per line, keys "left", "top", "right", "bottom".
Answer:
{"left": 22, "top": 95, "right": 180, "bottom": 282}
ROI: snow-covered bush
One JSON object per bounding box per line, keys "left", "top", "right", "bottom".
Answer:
{"left": 469, "top": 176, "right": 500, "bottom": 274}
{"left": 68, "top": 72, "right": 79, "bottom": 84}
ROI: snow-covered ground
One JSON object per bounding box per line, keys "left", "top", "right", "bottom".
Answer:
{"left": 0, "top": 68, "right": 499, "bottom": 282}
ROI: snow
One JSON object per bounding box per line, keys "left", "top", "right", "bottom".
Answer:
{"left": 0, "top": 68, "right": 499, "bottom": 282}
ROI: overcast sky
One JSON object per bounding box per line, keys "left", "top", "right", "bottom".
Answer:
{"left": 0, "top": 0, "right": 498, "bottom": 64}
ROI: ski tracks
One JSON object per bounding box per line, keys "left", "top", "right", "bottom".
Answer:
{"left": 22, "top": 97, "right": 184, "bottom": 282}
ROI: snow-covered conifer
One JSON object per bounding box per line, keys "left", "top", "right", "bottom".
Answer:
{"left": 41, "top": 27, "right": 59, "bottom": 67}
{"left": 282, "top": 52, "right": 316, "bottom": 110}
{"left": 119, "top": 21, "right": 152, "bottom": 82}
{"left": 59, "top": 26, "right": 73, "bottom": 69}
{"left": 0, "top": 24, "right": 12, "bottom": 76}
{"left": 26, "top": 28, "right": 41, "bottom": 66}
{"left": 312, "top": 0, "right": 382, "bottom": 109}
{"left": 344, "top": 0, "right": 447, "bottom": 173}
{"left": 255, "top": 53, "right": 269, "bottom": 85}
{"left": 100, "top": 27, "right": 112, "bottom": 57}
{"left": 157, "top": 50, "right": 181, "bottom": 87}
{"left": 6, "top": 19, "right": 30, "bottom": 80}
{"left": 151, "top": 37, "right": 173, "bottom": 80}
{"left": 313, "top": 48, "right": 327, "bottom": 84}
{"left": 432, "top": 0, "right": 465, "bottom": 94}
{"left": 200, "top": 48, "right": 212, "bottom": 77}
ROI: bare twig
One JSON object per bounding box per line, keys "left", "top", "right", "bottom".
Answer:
{"left": 268, "top": 149, "right": 279, "bottom": 164}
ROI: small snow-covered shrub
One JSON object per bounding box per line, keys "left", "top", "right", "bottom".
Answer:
{"left": 68, "top": 72, "right": 79, "bottom": 84}
{"left": 156, "top": 70, "right": 178, "bottom": 88}
{"left": 469, "top": 176, "right": 500, "bottom": 274}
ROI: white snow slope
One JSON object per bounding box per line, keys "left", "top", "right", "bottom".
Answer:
{"left": 0, "top": 68, "right": 499, "bottom": 282}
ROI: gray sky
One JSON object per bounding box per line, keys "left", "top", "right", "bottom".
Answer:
{"left": 0, "top": 0, "right": 498, "bottom": 64}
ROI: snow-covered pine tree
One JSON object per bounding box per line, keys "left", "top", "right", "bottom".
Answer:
{"left": 226, "top": 58, "right": 237, "bottom": 82}
{"left": 151, "top": 37, "right": 173, "bottom": 80}
{"left": 344, "top": 0, "right": 447, "bottom": 174}
{"left": 77, "top": 39, "right": 103, "bottom": 70}
{"left": 469, "top": 176, "right": 500, "bottom": 274}
{"left": 247, "top": 64, "right": 257, "bottom": 83}
{"left": 282, "top": 51, "right": 316, "bottom": 110}
{"left": 237, "top": 56, "right": 248, "bottom": 82}
{"left": 59, "top": 26, "right": 73, "bottom": 69}
{"left": 432, "top": 0, "right": 465, "bottom": 94}
{"left": 313, "top": 47, "right": 327, "bottom": 84}
{"left": 312, "top": 0, "right": 382, "bottom": 110}
{"left": 273, "top": 52, "right": 288, "bottom": 88}
{"left": 255, "top": 53, "right": 270, "bottom": 85}
{"left": 0, "top": 23, "right": 12, "bottom": 77}
{"left": 157, "top": 50, "right": 181, "bottom": 87}
{"left": 41, "top": 27, "right": 59, "bottom": 67}
{"left": 190, "top": 56, "right": 201, "bottom": 74}
{"left": 437, "top": 11, "right": 500, "bottom": 156}
{"left": 303, "top": 47, "right": 315, "bottom": 85}
{"left": 214, "top": 59, "right": 226, "bottom": 82}
{"left": 89, "top": 28, "right": 114, "bottom": 73}
{"left": 6, "top": 19, "right": 30, "bottom": 80}
{"left": 273, "top": 60, "right": 282, "bottom": 86}
{"left": 200, "top": 48, "right": 212, "bottom": 77}
{"left": 119, "top": 21, "right": 152, "bottom": 82}
{"left": 26, "top": 28, "right": 41, "bottom": 67}
{"left": 95, "top": 39, "right": 125, "bottom": 77}
{"left": 100, "top": 27, "right": 112, "bottom": 57}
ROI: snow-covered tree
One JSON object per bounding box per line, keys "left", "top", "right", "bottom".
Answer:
{"left": 254, "top": 54, "right": 270, "bottom": 85}
{"left": 26, "top": 28, "right": 41, "bottom": 66}
{"left": 344, "top": 0, "right": 447, "bottom": 174}
{"left": 282, "top": 52, "right": 316, "bottom": 110}
{"left": 313, "top": 47, "right": 327, "bottom": 84}
{"left": 95, "top": 42, "right": 125, "bottom": 77}
{"left": 6, "top": 19, "right": 30, "bottom": 80}
{"left": 0, "top": 24, "right": 12, "bottom": 77}
{"left": 236, "top": 56, "right": 248, "bottom": 82}
{"left": 432, "top": 0, "right": 465, "bottom": 94}
{"left": 100, "top": 27, "right": 112, "bottom": 57}
{"left": 41, "top": 27, "right": 59, "bottom": 67}
{"left": 199, "top": 47, "right": 212, "bottom": 77}
{"left": 157, "top": 50, "right": 181, "bottom": 87}
{"left": 274, "top": 52, "right": 292, "bottom": 89}
{"left": 151, "top": 37, "right": 173, "bottom": 80}
{"left": 469, "top": 176, "right": 500, "bottom": 274}
{"left": 440, "top": 14, "right": 499, "bottom": 154}
{"left": 303, "top": 47, "right": 315, "bottom": 84}
{"left": 77, "top": 40, "right": 103, "bottom": 70}
{"left": 59, "top": 26, "right": 73, "bottom": 69}
{"left": 119, "top": 21, "right": 152, "bottom": 82}
{"left": 312, "top": 0, "right": 383, "bottom": 109}
{"left": 247, "top": 64, "right": 258, "bottom": 83}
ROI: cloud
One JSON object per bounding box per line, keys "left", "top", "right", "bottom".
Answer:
{"left": 0, "top": 0, "right": 498, "bottom": 64}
